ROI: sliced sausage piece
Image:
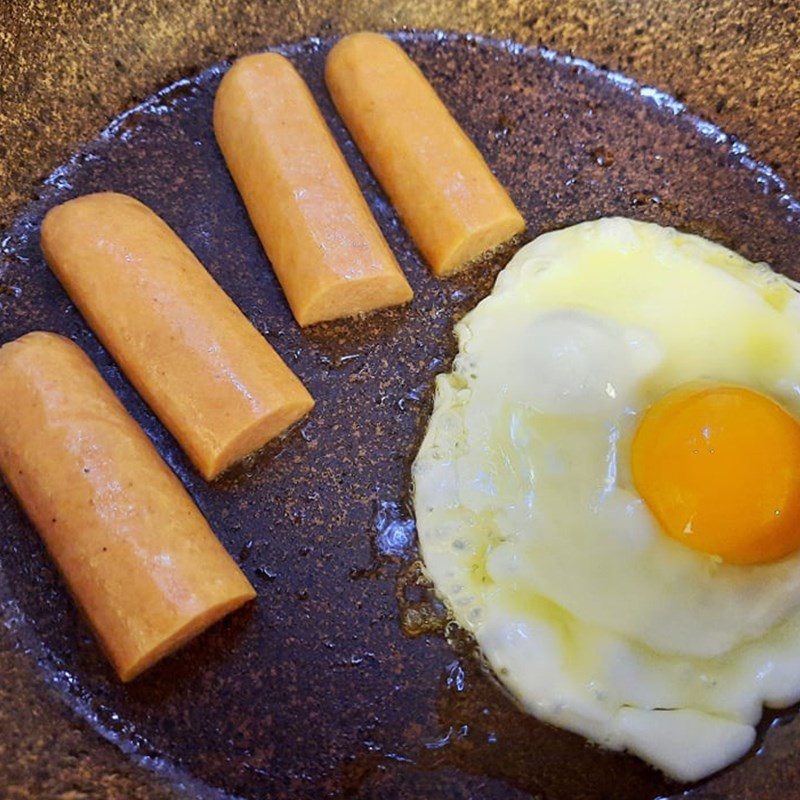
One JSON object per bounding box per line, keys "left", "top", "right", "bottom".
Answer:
{"left": 325, "top": 32, "right": 526, "bottom": 276}
{"left": 0, "top": 332, "right": 256, "bottom": 682}
{"left": 214, "top": 52, "right": 413, "bottom": 326}
{"left": 41, "top": 192, "right": 314, "bottom": 480}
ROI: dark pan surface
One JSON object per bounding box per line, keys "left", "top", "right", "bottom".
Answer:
{"left": 1, "top": 31, "right": 800, "bottom": 800}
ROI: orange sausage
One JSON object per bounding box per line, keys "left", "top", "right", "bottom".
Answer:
{"left": 41, "top": 192, "right": 314, "bottom": 481}
{"left": 213, "top": 52, "right": 413, "bottom": 326}
{"left": 326, "top": 33, "right": 526, "bottom": 276}
{"left": 0, "top": 332, "right": 256, "bottom": 682}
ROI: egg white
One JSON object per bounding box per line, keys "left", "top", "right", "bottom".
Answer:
{"left": 412, "top": 217, "right": 800, "bottom": 781}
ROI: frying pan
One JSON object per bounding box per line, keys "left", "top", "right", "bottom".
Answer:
{"left": 2, "top": 1, "right": 800, "bottom": 798}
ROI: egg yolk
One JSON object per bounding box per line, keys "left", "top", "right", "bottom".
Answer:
{"left": 632, "top": 385, "right": 800, "bottom": 564}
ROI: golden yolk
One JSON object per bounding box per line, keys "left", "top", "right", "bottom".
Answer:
{"left": 632, "top": 385, "right": 800, "bottom": 564}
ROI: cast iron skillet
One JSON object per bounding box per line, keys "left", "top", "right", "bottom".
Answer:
{"left": 2, "top": 3, "right": 800, "bottom": 799}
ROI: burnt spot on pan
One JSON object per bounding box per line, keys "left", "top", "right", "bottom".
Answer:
{"left": 1, "top": 30, "right": 800, "bottom": 800}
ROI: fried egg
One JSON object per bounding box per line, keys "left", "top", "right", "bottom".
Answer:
{"left": 412, "top": 217, "right": 800, "bottom": 781}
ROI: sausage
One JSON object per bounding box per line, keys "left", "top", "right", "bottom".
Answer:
{"left": 41, "top": 192, "right": 314, "bottom": 481}
{"left": 213, "top": 52, "right": 413, "bottom": 326}
{"left": 0, "top": 332, "right": 256, "bottom": 682}
{"left": 325, "top": 32, "right": 526, "bottom": 276}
